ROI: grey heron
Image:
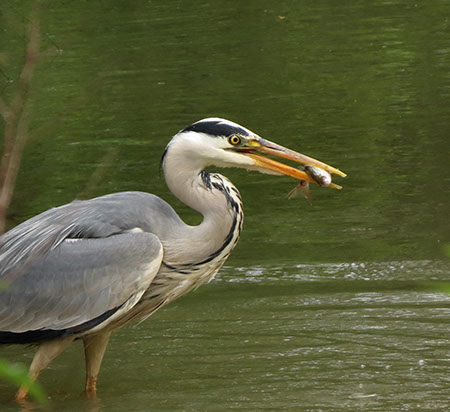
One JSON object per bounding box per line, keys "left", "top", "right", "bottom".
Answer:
{"left": 0, "top": 118, "right": 345, "bottom": 400}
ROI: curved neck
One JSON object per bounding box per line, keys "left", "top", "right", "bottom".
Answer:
{"left": 162, "top": 150, "right": 243, "bottom": 265}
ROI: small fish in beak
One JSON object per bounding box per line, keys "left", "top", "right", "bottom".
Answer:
{"left": 305, "top": 165, "right": 332, "bottom": 187}
{"left": 287, "top": 165, "right": 341, "bottom": 204}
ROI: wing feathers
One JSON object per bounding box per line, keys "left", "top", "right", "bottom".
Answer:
{"left": 0, "top": 232, "right": 163, "bottom": 336}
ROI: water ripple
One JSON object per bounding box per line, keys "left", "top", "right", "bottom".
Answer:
{"left": 220, "top": 260, "right": 449, "bottom": 283}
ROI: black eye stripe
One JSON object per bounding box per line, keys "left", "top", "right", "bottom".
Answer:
{"left": 181, "top": 120, "right": 249, "bottom": 137}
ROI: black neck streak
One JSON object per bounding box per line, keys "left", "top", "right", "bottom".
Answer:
{"left": 164, "top": 171, "right": 243, "bottom": 273}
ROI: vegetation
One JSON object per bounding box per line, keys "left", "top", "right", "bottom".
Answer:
{"left": 0, "top": 5, "right": 47, "bottom": 404}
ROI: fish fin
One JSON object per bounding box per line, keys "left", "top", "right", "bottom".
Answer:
{"left": 304, "top": 185, "right": 313, "bottom": 205}
{"left": 287, "top": 181, "right": 313, "bottom": 205}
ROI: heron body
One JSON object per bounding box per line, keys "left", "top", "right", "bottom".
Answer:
{"left": 0, "top": 118, "right": 344, "bottom": 400}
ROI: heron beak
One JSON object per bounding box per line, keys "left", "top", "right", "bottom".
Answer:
{"left": 243, "top": 137, "right": 346, "bottom": 185}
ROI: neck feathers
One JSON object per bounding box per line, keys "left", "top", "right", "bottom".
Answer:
{"left": 162, "top": 145, "right": 244, "bottom": 268}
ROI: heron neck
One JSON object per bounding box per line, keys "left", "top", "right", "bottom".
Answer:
{"left": 163, "top": 156, "right": 242, "bottom": 262}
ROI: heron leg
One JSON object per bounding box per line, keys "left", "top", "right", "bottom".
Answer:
{"left": 83, "top": 331, "right": 111, "bottom": 398}
{"left": 15, "top": 336, "right": 75, "bottom": 401}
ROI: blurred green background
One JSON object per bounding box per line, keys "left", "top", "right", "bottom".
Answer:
{"left": 0, "top": 1, "right": 449, "bottom": 410}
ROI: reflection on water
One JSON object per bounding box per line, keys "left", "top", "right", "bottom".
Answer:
{"left": 1, "top": 261, "right": 449, "bottom": 411}
{"left": 103, "top": 261, "right": 449, "bottom": 411}
{"left": 225, "top": 259, "right": 450, "bottom": 282}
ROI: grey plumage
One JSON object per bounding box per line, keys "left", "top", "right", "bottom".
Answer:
{"left": 0, "top": 178, "right": 243, "bottom": 343}
{"left": 0, "top": 192, "right": 177, "bottom": 340}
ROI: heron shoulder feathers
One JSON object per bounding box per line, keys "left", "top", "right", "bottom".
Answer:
{"left": 0, "top": 191, "right": 180, "bottom": 277}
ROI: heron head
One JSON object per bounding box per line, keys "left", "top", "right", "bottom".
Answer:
{"left": 163, "top": 118, "right": 346, "bottom": 185}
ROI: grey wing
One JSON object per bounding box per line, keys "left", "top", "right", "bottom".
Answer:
{"left": 0, "top": 191, "right": 183, "bottom": 279}
{"left": 0, "top": 231, "right": 163, "bottom": 339}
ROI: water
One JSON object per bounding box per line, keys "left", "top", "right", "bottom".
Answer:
{"left": 0, "top": 0, "right": 449, "bottom": 410}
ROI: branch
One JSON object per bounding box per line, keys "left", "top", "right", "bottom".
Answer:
{"left": 0, "top": 8, "right": 40, "bottom": 234}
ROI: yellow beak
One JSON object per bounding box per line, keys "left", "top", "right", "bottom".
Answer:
{"left": 244, "top": 137, "right": 346, "bottom": 187}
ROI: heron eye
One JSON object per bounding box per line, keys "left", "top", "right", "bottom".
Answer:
{"left": 229, "top": 135, "right": 241, "bottom": 146}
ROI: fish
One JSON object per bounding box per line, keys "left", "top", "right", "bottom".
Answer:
{"left": 303, "top": 164, "right": 342, "bottom": 189}
{"left": 287, "top": 165, "right": 342, "bottom": 204}
{"left": 304, "top": 165, "right": 332, "bottom": 187}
